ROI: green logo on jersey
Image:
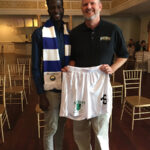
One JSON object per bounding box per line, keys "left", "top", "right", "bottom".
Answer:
{"left": 74, "top": 100, "right": 85, "bottom": 111}
{"left": 76, "top": 103, "right": 81, "bottom": 110}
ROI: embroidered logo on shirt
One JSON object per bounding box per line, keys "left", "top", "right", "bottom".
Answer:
{"left": 100, "top": 36, "right": 111, "bottom": 41}
{"left": 101, "top": 94, "right": 107, "bottom": 104}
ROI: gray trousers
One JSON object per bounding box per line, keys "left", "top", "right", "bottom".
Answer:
{"left": 43, "top": 91, "right": 66, "bottom": 150}
{"left": 73, "top": 113, "right": 111, "bottom": 150}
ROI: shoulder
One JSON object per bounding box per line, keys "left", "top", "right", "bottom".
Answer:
{"left": 70, "top": 23, "right": 85, "bottom": 36}
{"left": 100, "top": 19, "right": 122, "bottom": 33}
{"left": 32, "top": 27, "right": 43, "bottom": 38}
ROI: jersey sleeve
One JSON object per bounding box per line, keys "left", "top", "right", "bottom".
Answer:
{"left": 32, "top": 28, "right": 45, "bottom": 94}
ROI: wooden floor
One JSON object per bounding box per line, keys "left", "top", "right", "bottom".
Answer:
{"left": 0, "top": 54, "right": 150, "bottom": 150}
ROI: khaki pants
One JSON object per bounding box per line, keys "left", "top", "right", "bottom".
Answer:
{"left": 73, "top": 113, "right": 111, "bottom": 150}
{"left": 43, "top": 91, "right": 66, "bottom": 150}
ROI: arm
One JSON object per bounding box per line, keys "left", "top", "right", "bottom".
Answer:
{"left": 100, "top": 58, "right": 127, "bottom": 74}
{"left": 100, "top": 25, "right": 128, "bottom": 74}
{"left": 111, "top": 58, "right": 127, "bottom": 72}
{"left": 32, "top": 29, "right": 44, "bottom": 94}
{"left": 32, "top": 29, "right": 49, "bottom": 111}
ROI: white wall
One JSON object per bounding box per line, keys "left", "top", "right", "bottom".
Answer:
{"left": 0, "top": 16, "right": 36, "bottom": 42}
{"left": 103, "top": 16, "right": 141, "bottom": 43}
{"left": 139, "top": 14, "right": 150, "bottom": 43}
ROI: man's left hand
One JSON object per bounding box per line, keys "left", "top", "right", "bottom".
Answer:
{"left": 100, "top": 64, "right": 114, "bottom": 74}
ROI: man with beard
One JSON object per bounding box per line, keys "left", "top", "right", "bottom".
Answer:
{"left": 68, "top": 0, "right": 128, "bottom": 150}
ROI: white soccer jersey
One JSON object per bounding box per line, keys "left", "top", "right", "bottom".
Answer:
{"left": 60, "top": 65, "right": 112, "bottom": 120}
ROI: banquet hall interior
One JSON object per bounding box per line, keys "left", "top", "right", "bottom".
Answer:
{"left": 0, "top": 0, "right": 150, "bottom": 150}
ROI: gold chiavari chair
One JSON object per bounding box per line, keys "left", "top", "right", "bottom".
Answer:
{"left": 120, "top": 70, "right": 150, "bottom": 130}
{"left": 5, "top": 64, "right": 28, "bottom": 112}
{"left": 0, "top": 57, "right": 5, "bottom": 75}
{"left": 111, "top": 72, "right": 124, "bottom": 104}
{"left": 109, "top": 72, "right": 123, "bottom": 132}
{"left": 17, "top": 57, "right": 31, "bottom": 94}
{"left": 135, "top": 51, "right": 146, "bottom": 71}
{"left": 35, "top": 104, "right": 44, "bottom": 138}
{"left": 0, "top": 75, "right": 10, "bottom": 143}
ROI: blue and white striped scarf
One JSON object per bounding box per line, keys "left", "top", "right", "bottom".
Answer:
{"left": 42, "top": 19, "right": 71, "bottom": 90}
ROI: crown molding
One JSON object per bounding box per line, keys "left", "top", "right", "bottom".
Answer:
{"left": 0, "top": 0, "right": 111, "bottom": 16}
{"left": 0, "top": 0, "right": 149, "bottom": 16}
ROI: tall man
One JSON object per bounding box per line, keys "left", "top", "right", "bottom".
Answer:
{"left": 69, "top": 0, "right": 128, "bottom": 150}
{"left": 32, "top": 0, "right": 70, "bottom": 149}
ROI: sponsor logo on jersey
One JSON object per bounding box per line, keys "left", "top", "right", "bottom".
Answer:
{"left": 101, "top": 94, "right": 107, "bottom": 104}
{"left": 74, "top": 101, "right": 85, "bottom": 111}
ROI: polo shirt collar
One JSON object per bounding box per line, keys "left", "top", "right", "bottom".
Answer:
{"left": 83, "top": 19, "right": 102, "bottom": 32}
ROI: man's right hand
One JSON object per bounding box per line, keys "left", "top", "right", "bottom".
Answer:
{"left": 39, "top": 93, "right": 49, "bottom": 111}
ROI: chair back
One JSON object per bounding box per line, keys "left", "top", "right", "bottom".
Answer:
{"left": 135, "top": 51, "right": 144, "bottom": 63}
{"left": 0, "top": 64, "right": 5, "bottom": 75}
{"left": 0, "top": 75, "right": 6, "bottom": 107}
{"left": 17, "top": 57, "right": 31, "bottom": 77}
{"left": 0, "top": 57, "right": 5, "bottom": 75}
{"left": 123, "top": 70, "right": 142, "bottom": 97}
{"left": 0, "top": 56, "right": 5, "bottom": 64}
{"left": 111, "top": 73, "right": 115, "bottom": 83}
{"left": 8, "top": 64, "right": 25, "bottom": 88}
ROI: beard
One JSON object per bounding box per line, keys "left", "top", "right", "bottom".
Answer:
{"left": 83, "top": 9, "right": 100, "bottom": 21}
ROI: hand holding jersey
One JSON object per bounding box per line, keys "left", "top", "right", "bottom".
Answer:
{"left": 100, "top": 57, "right": 127, "bottom": 74}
